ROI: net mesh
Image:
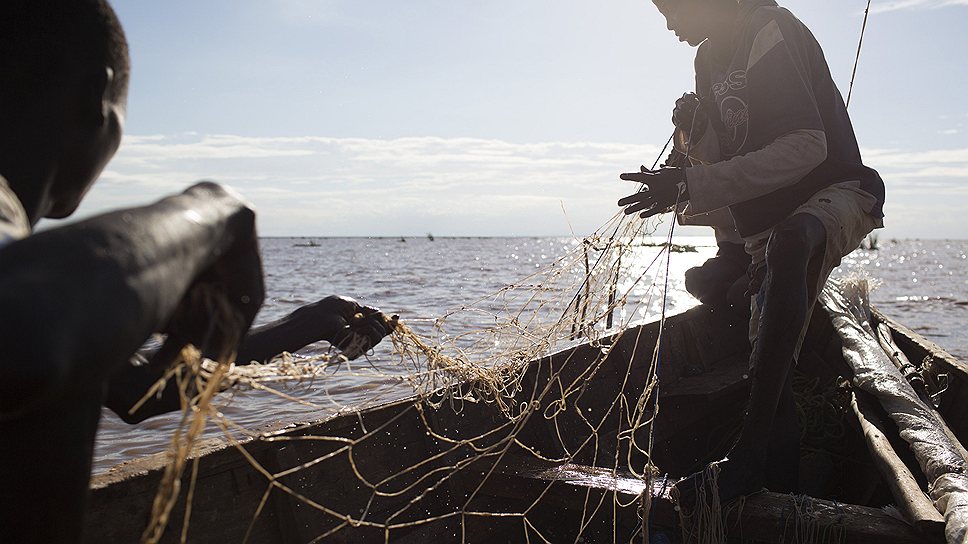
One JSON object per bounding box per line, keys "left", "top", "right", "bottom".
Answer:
{"left": 127, "top": 208, "right": 697, "bottom": 544}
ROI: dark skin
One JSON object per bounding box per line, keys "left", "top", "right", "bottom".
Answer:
{"left": 108, "top": 295, "right": 393, "bottom": 423}
{"left": 619, "top": 0, "right": 829, "bottom": 511}
{"left": 0, "top": 37, "right": 391, "bottom": 543}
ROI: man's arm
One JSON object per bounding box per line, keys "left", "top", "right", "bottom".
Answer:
{"left": 106, "top": 295, "right": 394, "bottom": 424}
{"left": 684, "top": 129, "right": 827, "bottom": 214}
{"left": 0, "top": 182, "right": 264, "bottom": 418}
{"left": 238, "top": 296, "right": 393, "bottom": 363}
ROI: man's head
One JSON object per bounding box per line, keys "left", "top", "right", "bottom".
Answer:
{"left": 652, "top": 0, "right": 740, "bottom": 47}
{"left": 0, "top": 0, "right": 129, "bottom": 222}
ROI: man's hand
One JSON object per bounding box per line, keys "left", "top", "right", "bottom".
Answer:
{"left": 672, "top": 92, "right": 707, "bottom": 142}
{"left": 300, "top": 296, "right": 395, "bottom": 360}
{"left": 618, "top": 167, "right": 688, "bottom": 218}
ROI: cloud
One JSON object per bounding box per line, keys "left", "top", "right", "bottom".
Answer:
{"left": 871, "top": 0, "right": 968, "bottom": 13}
{"left": 863, "top": 146, "right": 968, "bottom": 167}
{"left": 860, "top": 147, "right": 968, "bottom": 207}
{"left": 262, "top": 0, "right": 345, "bottom": 26}
{"left": 66, "top": 133, "right": 968, "bottom": 238}
{"left": 78, "top": 133, "right": 659, "bottom": 236}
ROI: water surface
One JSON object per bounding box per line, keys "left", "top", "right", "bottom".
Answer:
{"left": 93, "top": 237, "right": 968, "bottom": 473}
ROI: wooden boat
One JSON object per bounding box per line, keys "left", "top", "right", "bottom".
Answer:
{"left": 85, "top": 294, "right": 968, "bottom": 543}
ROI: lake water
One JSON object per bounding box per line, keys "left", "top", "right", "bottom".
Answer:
{"left": 92, "top": 236, "right": 968, "bottom": 473}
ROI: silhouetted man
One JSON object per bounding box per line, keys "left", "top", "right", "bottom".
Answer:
{"left": 618, "top": 0, "right": 885, "bottom": 510}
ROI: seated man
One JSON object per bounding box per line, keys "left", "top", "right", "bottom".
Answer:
{"left": 618, "top": 0, "right": 884, "bottom": 510}
{"left": 0, "top": 1, "right": 391, "bottom": 541}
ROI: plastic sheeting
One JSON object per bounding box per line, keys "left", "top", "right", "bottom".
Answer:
{"left": 820, "top": 278, "right": 968, "bottom": 543}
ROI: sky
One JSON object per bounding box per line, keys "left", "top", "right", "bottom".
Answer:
{"left": 58, "top": 0, "right": 968, "bottom": 238}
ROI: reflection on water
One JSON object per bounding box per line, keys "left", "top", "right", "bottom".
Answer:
{"left": 837, "top": 239, "right": 968, "bottom": 359}
{"left": 93, "top": 237, "right": 968, "bottom": 474}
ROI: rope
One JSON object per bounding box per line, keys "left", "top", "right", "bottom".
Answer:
{"left": 648, "top": 105, "right": 697, "bottom": 445}
{"left": 652, "top": 132, "right": 675, "bottom": 171}
{"left": 558, "top": 130, "right": 675, "bottom": 330}
{"left": 846, "top": 0, "right": 873, "bottom": 109}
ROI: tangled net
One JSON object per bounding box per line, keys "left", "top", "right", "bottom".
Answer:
{"left": 120, "top": 207, "right": 720, "bottom": 544}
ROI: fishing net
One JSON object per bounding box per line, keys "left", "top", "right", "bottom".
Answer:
{"left": 108, "top": 205, "right": 714, "bottom": 544}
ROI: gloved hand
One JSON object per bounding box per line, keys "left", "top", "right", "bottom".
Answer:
{"left": 618, "top": 167, "right": 689, "bottom": 218}
{"left": 672, "top": 92, "right": 707, "bottom": 142}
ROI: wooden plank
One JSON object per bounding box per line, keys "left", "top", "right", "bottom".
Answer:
{"left": 715, "top": 490, "right": 938, "bottom": 544}
{"left": 486, "top": 456, "right": 939, "bottom": 544}
{"left": 850, "top": 392, "right": 945, "bottom": 533}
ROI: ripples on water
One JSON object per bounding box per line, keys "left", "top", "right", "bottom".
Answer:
{"left": 837, "top": 239, "right": 968, "bottom": 360}
{"left": 93, "top": 237, "right": 968, "bottom": 473}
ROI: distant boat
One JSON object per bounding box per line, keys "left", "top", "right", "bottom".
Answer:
{"left": 292, "top": 239, "right": 320, "bottom": 248}
{"left": 399, "top": 237, "right": 407, "bottom": 243}
{"left": 638, "top": 241, "right": 698, "bottom": 253}
{"left": 427, "top": 233, "right": 435, "bottom": 242}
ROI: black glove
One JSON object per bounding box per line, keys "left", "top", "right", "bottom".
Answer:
{"left": 618, "top": 167, "right": 689, "bottom": 218}
{"left": 672, "top": 92, "right": 707, "bottom": 142}
{"left": 331, "top": 306, "right": 395, "bottom": 360}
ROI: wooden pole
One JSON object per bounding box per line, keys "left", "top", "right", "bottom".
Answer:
{"left": 876, "top": 322, "right": 968, "bottom": 463}
{"left": 849, "top": 391, "right": 945, "bottom": 533}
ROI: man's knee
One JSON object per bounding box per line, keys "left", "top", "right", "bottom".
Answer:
{"left": 684, "top": 242, "right": 751, "bottom": 305}
{"left": 764, "top": 214, "right": 826, "bottom": 271}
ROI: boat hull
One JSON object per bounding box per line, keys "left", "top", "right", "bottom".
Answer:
{"left": 85, "top": 302, "right": 959, "bottom": 543}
